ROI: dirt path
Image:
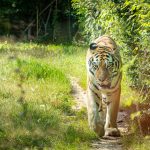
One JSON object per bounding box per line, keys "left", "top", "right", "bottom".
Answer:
{"left": 70, "top": 77, "right": 128, "bottom": 150}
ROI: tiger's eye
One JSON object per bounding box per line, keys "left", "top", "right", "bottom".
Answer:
{"left": 90, "top": 43, "right": 98, "bottom": 50}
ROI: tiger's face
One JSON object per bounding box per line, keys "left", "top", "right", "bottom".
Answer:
{"left": 87, "top": 42, "right": 120, "bottom": 88}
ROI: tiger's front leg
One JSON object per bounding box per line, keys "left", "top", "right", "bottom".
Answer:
{"left": 87, "top": 86, "right": 105, "bottom": 137}
{"left": 104, "top": 85, "right": 121, "bottom": 137}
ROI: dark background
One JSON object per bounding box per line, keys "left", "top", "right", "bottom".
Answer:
{"left": 0, "top": 0, "right": 77, "bottom": 43}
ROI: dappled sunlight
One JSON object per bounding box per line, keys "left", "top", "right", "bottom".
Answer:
{"left": 0, "top": 42, "right": 96, "bottom": 149}
{"left": 0, "top": 0, "right": 149, "bottom": 149}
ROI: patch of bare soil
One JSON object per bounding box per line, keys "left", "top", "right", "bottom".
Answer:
{"left": 70, "top": 77, "right": 129, "bottom": 150}
{"left": 70, "top": 77, "right": 87, "bottom": 110}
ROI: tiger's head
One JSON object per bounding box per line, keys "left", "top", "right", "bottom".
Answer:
{"left": 86, "top": 36, "right": 122, "bottom": 89}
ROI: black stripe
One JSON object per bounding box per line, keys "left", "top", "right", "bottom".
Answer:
{"left": 106, "top": 54, "right": 110, "bottom": 58}
{"left": 111, "top": 72, "right": 118, "bottom": 78}
{"left": 89, "top": 87, "right": 101, "bottom": 99}
{"left": 92, "top": 83, "right": 99, "bottom": 90}
{"left": 116, "top": 61, "right": 119, "bottom": 69}
{"left": 96, "top": 102, "right": 103, "bottom": 112}
{"left": 96, "top": 102, "right": 99, "bottom": 107}
{"left": 90, "top": 88, "right": 103, "bottom": 112}
{"left": 97, "top": 51, "right": 106, "bottom": 55}
{"left": 94, "top": 54, "right": 99, "bottom": 57}
{"left": 89, "top": 69, "right": 94, "bottom": 75}
{"left": 116, "top": 59, "right": 120, "bottom": 69}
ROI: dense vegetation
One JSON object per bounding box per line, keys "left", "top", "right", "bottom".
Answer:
{"left": 0, "top": 0, "right": 149, "bottom": 149}
{"left": 72, "top": 0, "right": 150, "bottom": 100}
{"left": 1, "top": 0, "right": 149, "bottom": 97}
{"left": 0, "top": 0, "right": 77, "bottom": 42}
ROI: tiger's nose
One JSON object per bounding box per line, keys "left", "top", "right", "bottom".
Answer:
{"left": 98, "top": 74, "right": 107, "bottom": 81}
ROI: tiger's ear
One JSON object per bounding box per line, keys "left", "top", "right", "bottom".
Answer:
{"left": 90, "top": 43, "right": 98, "bottom": 50}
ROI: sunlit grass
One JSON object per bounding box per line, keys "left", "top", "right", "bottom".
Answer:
{"left": 51, "top": 52, "right": 87, "bottom": 89}
{"left": 0, "top": 41, "right": 147, "bottom": 149}
{"left": 0, "top": 42, "right": 96, "bottom": 149}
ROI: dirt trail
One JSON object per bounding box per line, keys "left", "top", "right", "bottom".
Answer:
{"left": 70, "top": 77, "right": 128, "bottom": 150}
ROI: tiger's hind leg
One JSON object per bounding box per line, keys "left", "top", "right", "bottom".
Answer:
{"left": 104, "top": 86, "right": 121, "bottom": 137}
{"left": 87, "top": 86, "right": 105, "bottom": 137}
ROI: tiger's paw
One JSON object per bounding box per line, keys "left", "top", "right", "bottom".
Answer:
{"left": 104, "top": 128, "right": 120, "bottom": 137}
{"left": 90, "top": 122, "right": 105, "bottom": 137}
{"left": 91, "top": 123, "right": 105, "bottom": 137}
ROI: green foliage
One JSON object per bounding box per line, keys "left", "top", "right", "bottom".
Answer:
{"left": 0, "top": 0, "right": 76, "bottom": 42}
{"left": 72, "top": 0, "right": 127, "bottom": 45}
{"left": 72, "top": 0, "right": 150, "bottom": 100}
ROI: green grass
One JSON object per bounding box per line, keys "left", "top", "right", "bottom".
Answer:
{"left": 51, "top": 52, "right": 87, "bottom": 89}
{"left": 0, "top": 42, "right": 96, "bottom": 149}
{"left": 0, "top": 41, "right": 148, "bottom": 149}
{"left": 123, "top": 134, "right": 150, "bottom": 150}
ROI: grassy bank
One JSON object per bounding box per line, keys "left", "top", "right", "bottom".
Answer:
{"left": 0, "top": 42, "right": 96, "bottom": 149}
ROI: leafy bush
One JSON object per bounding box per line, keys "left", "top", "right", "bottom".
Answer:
{"left": 72, "top": 0, "right": 150, "bottom": 99}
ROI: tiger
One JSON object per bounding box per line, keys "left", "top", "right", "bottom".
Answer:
{"left": 86, "top": 35, "right": 122, "bottom": 137}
